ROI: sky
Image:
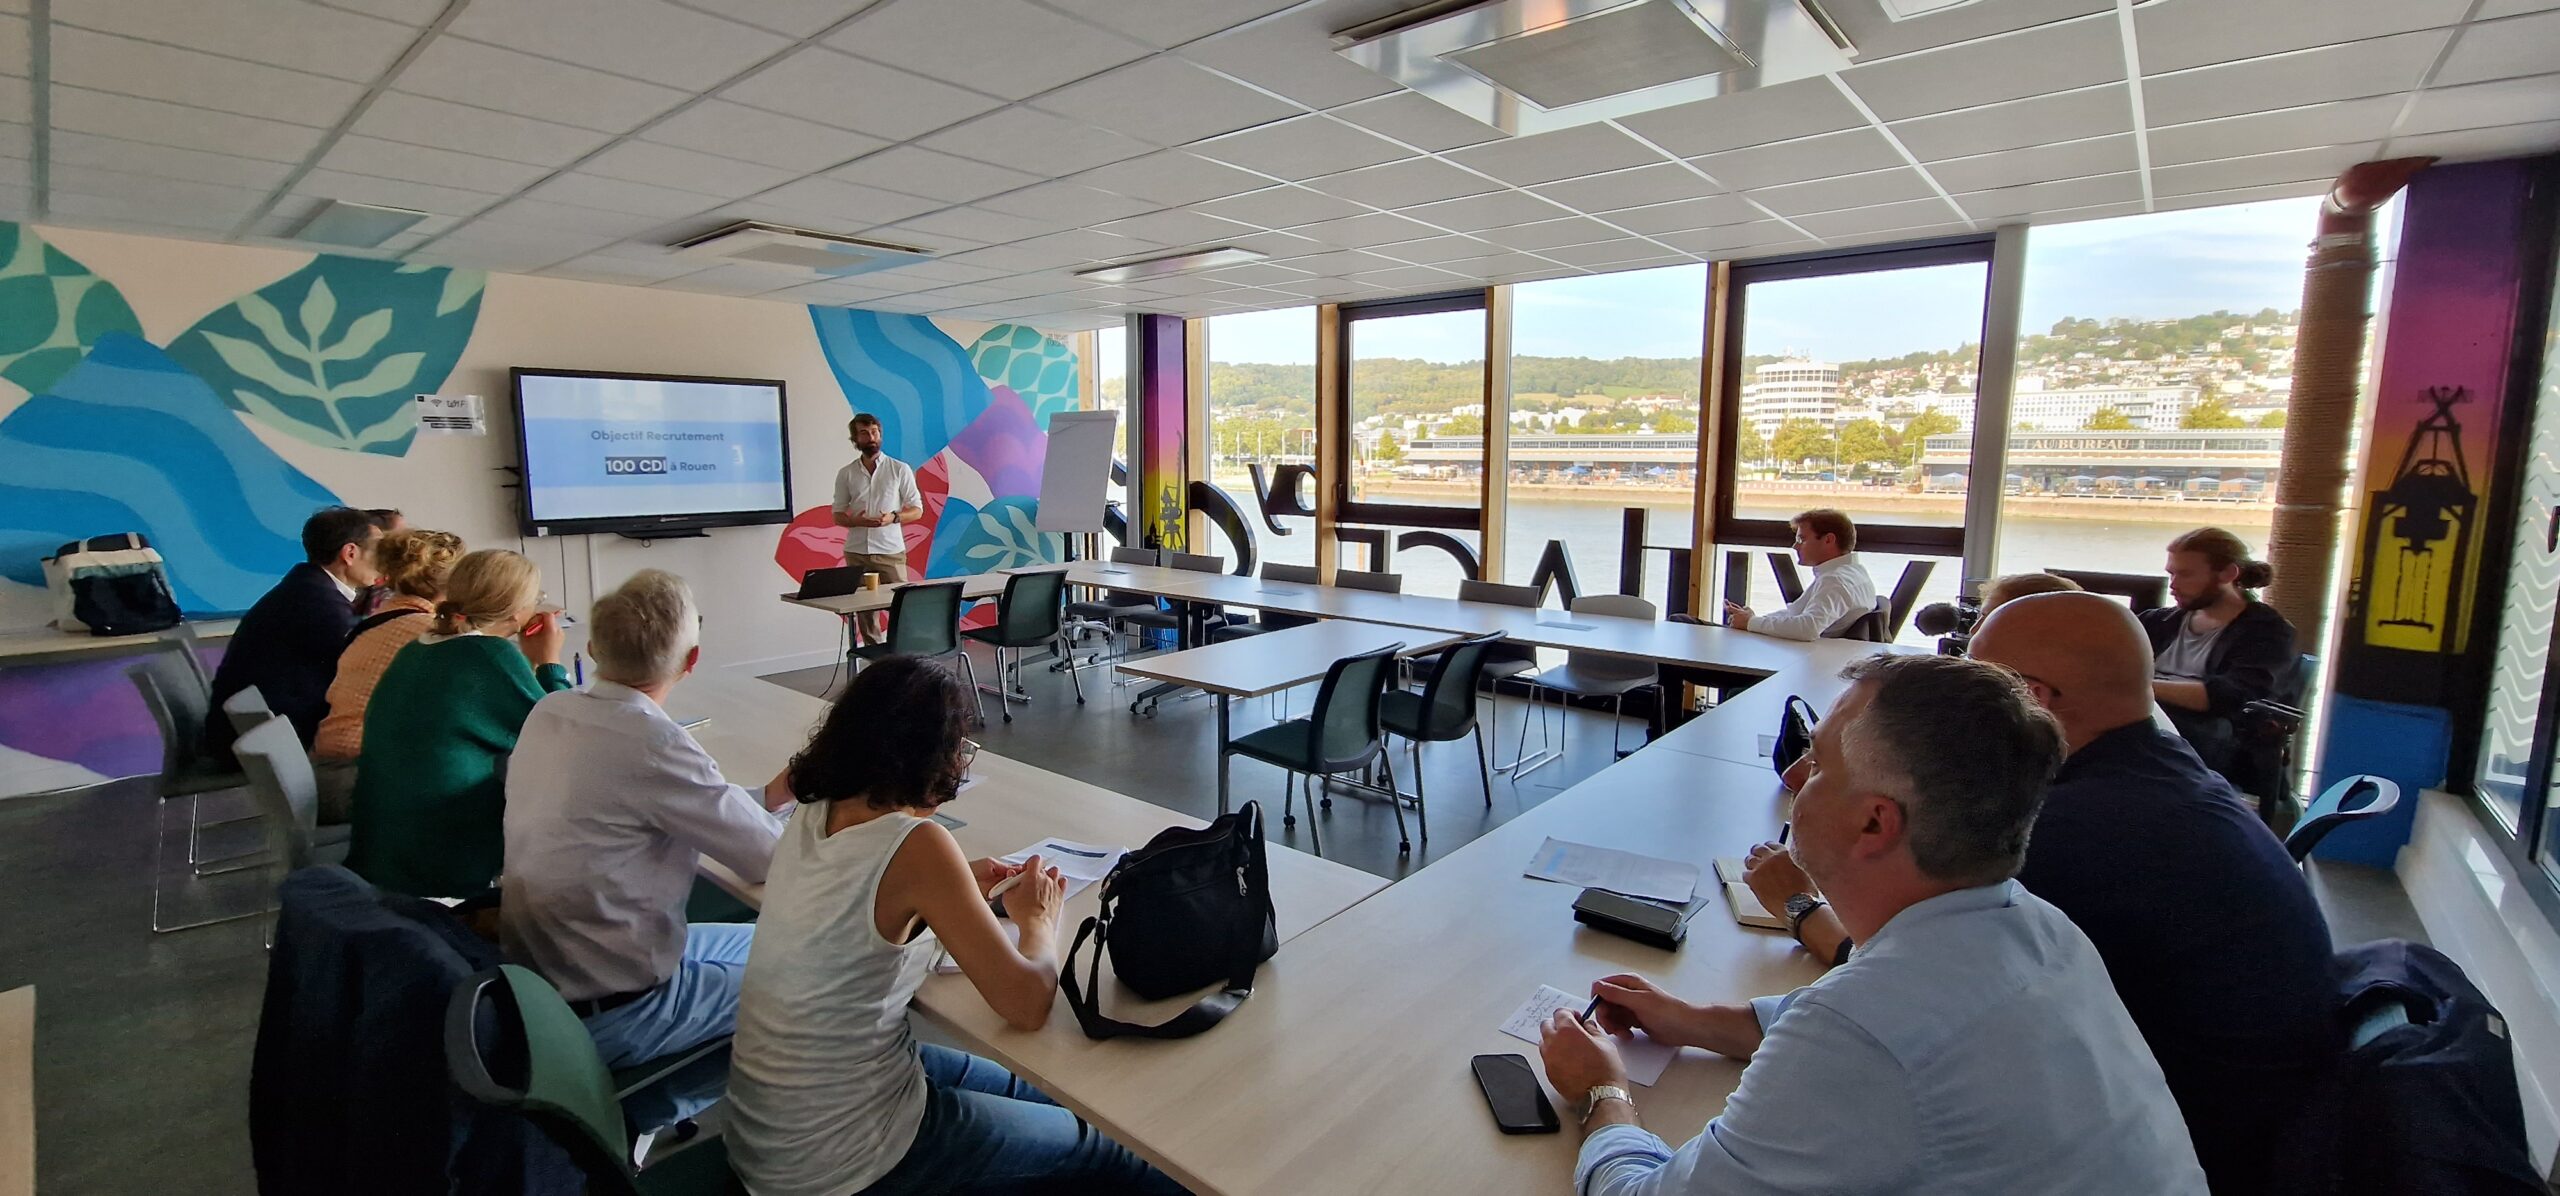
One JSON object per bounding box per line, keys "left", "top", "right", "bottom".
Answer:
{"left": 1201, "top": 195, "right": 2330, "bottom": 365}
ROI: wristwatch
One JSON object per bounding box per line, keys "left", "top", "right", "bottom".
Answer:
{"left": 1783, "top": 893, "right": 1827, "bottom": 943}
{"left": 1580, "top": 1084, "right": 1634, "bottom": 1124}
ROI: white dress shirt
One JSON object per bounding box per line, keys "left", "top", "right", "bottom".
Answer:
{"left": 500, "top": 680, "right": 783, "bottom": 1000}
{"left": 832, "top": 454, "right": 922, "bottom": 556}
{"left": 1575, "top": 882, "right": 2206, "bottom": 1196}
{"left": 1746, "top": 552, "right": 1877, "bottom": 641}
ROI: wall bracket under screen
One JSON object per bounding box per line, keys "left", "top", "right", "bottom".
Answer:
{"left": 616, "top": 528, "right": 710, "bottom": 541}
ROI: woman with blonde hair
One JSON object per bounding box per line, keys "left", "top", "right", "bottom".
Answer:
{"left": 346, "top": 548, "right": 572, "bottom": 897}
{"left": 312, "top": 528, "right": 465, "bottom": 822}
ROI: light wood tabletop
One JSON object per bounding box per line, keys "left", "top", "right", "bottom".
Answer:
{"left": 1, "top": 986, "right": 30, "bottom": 1196}
{"left": 1113, "top": 620, "right": 1461, "bottom": 699}
{"left": 0, "top": 620, "right": 236, "bottom": 668}
{"left": 776, "top": 570, "right": 1019, "bottom": 617}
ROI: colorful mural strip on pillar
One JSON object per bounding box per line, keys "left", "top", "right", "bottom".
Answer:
{"left": 2320, "top": 160, "right": 2545, "bottom": 864}
{"left": 1135, "top": 314, "right": 1188, "bottom": 552}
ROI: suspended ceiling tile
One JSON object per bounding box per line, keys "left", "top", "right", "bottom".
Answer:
{"left": 887, "top": 204, "right": 1059, "bottom": 245}
{"left": 1480, "top": 216, "right": 1623, "bottom": 251}
{"left": 706, "top": 0, "right": 882, "bottom": 39}
{"left": 1615, "top": 76, "right": 1867, "bottom": 159}
{"left": 1538, "top": 238, "right": 1676, "bottom": 268}
{"left": 1746, "top": 167, "right": 1940, "bottom": 217}
{"left": 1839, "top": 15, "right": 2124, "bottom": 122}
{"left": 1306, "top": 157, "right": 1502, "bottom": 208}
{"left": 2150, "top": 178, "right": 2330, "bottom": 212}
{"left": 1190, "top": 114, "right": 1412, "bottom": 181}
{"left": 1034, "top": 56, "right": 1301, "bottom": 147}
{"left": 2398, "top": 74, "right": 2560, "bottom": 137}
{"left": 977, "top": 181, "right": 1155, "bottom": 225}
{"left": 1949, "top": 171, "right": 2141, "bottom": 222}
{"left": 353, "top": 92, "right": 617, "bottom": 167}
{"left": 1821, "top": 0, "right": 2110, "bottom": 63}
{"left": 829, "top": 0, "right": 1152, "bottom": 101}
{"left": 1395, "top": 188, "right": 1574, "bottom": 232}
{"left": 1194, "top": 183, "right": 1367, "bottom": 229}
{"left": 754, "top": 175, "right": 944, "bottom": 226}
{"left": 1326, "top": 91, "right": 1507, "bottom": 153}
{"left": 1652, "top": 220, "right": 1808, "bottom": 255}
{"left": 724, "top": 47, "right": 1005, "bottom": 141}
{"left": 1786, "top": 197, "right": 1970, "bottom": 239}
{"left": 1180, "top": 19, "right": 1402, "bottom": 109}
{"left": 48, "top": 130, "right": 295, "bottom": 191}
{"left": 1924, "top": 132, "right": 2137, "bottom": 194}
{"left": 1690, "top": 127, "right": 1908, "bottom": 191}
{"left": 2151, "top": 144, "right": 2379, "bottom": 197}
{"left": 1071, "top": 149, "right": 1275, "bottom": 206}
{"left": 448, "top": 0, "right": 793, "bottom": 92}
{"left": 58, "top": 0, "right": 416, "bottom": 82}
{"left": 1288, "top": 211, "right": 1440, "bottom": 248}
{"left": 643, "top": 101, "right": 888, "bottom": 173}
{"left": 520, "top": 170, "right": 727, "bottom": 218}
{"left": 2133, "top": 0, "right": 2473, "bottom": 75}
{"left": 2385, "top": 118, "right": 2560, "bottom": 162}
{"left": 1888, "top": 84, "right": 2134, "bottom": 162}
{"left": 1602, "top": 193, "right": 1765, "bottom": 236}
{"left": 919, "top": 107, "right": 1155, "bottom": 178}
{"left": 2140, "top": 31, "right": 2450, "bottom": 128}
{"left": 51, "top": 85, "right": 325, "bottom": 163}
{"left": 2146, "top": 97, "right": 2404, "bottom": 168}
{"left": 831, "top": 145, "right": 1043, "bottom": 204}
{"left": 1447, "top": 123, "right": 1666, "bottom": 187}
{"left": 577, "top": 140, "right": 800, "bottom": 199}
{"left": 321, "top": 133, "right": 556, "bottom": 192}
{"left": 2436, "top": 11, "right": 2560, "bottom": 87}
{"left": 1367, "top": 234, "right": 1509, "bottom": 265}
{"left": 50, "top": 27, "right": 361, "bottom": 128}
{"left": 476, "top": 196, "right": 673, "bottom": 239}
{"left": 398, "top": 38, "right": 690, "bottom": 135}
{"left": 1339, "top": 264, "right": 1470, "bottom": 292}
{"left": 295, "top": 168, "right": 504, "bottom": 217}
{"left": 1529, "top": 162, "right": 1722, "bottom": 214}
{"left": 1039, "top": 0, "right": 1301, "bottom": 50}
{"left": 1088, "top": 207, "right": 1264, "bottom": 248}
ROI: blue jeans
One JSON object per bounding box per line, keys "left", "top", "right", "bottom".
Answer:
{"left": 581, "top": 923, "right": 755, "bottom": 1130}
{"left": 862, "top": 1044, "right": 1190, "bottom": 1196}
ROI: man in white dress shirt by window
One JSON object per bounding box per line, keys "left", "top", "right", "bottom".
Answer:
{"left": 501, "top": 569, "right": 791, "bottom": 1131}
{"left": 1726, "top": 509, "right": 1877, "bottom": 641}
{"left": 832, "top": 412, "right": 923, "bottom": 640}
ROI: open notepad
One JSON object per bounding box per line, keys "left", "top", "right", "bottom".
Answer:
{"left": 1714, "top": 858, "right": 1786, "bottom": 930}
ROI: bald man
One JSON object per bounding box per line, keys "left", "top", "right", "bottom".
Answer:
{"left": 1742, "top": 592, "right": 2334, "bottom": 1194}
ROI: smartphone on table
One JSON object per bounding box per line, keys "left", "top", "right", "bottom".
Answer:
{"left": 1470, "top": 1053, "right": 1560, "bottom": 1134}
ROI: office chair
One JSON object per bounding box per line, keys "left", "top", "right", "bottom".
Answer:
{"left": 851, "top": 581, "right": 983, "bottom": 723}
{"left": 1333, "top": 569, "right": 1404, "bottom": 593}
{"left": 1513, "top": 595, "right": 1659, "bottom": 780}
{"left": 962, "top": 569, "right": 1082, "bottom": 721}
{"left": 1380, "top": 633, "right": 1508, "bottom": 847}
{"left": 1226, "top": 645, "right": 1403, "bottom": 857}
{"left": 131, "top": 656, "right": 263, "bottom": 933}
{"left": 2285, "top": 775, "right": 2401, "bottom": 864}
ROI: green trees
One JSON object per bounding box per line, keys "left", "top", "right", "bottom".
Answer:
{"left": 1836, "top": 419, "right": 1892, "bottom": 471}
{"left": 1374, "top": 430, "right": 1402, "bottom": 462}
{"left": 2255, "top": 409, "right": 2287, "bottom": 429}
{"left": 2084, "top": 407, "right": 2137, "bottom": 430}
{"left": 2181, "top": 398, "right": 2246, "bottom": 429}
{"left": 1897, "top": 410, "right": 1962, "bottom": 468}
{"left": 1771, "top": 418, "right": 1835, "bottom": 468}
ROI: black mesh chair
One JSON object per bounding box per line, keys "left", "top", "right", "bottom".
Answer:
{"left": 1065, "top": 547, "right": 1163, "bottom": 667}
{"left": 1334, "top": 569, "right": 1403, "bottom": 593}
{"left": 131, "top": 651, "right": 263, "bottom": 932}
{"left": 1380, "top": 633, "right": 1507, "bottom": 848}
{"left": 962, "top": 569, "right": 1081, "bottom": 722}
{"left": 1225, "top": 644, "right": 1403, "bottom": 857}
{"left": 852, "top": 581, "right": 983, "bottom": 722}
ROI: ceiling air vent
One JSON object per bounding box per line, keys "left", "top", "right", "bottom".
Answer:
{"left": 1334, "top": 0, "right": 1854, "bottom": 137}
{"left": 670, "top": 221, "right": 933, "bottom": 279}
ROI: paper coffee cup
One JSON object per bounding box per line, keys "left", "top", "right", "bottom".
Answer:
{"left": 862, "top": 571, "right": 881, "bottom": 591}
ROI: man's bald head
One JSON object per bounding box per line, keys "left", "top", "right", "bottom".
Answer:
{"left": 1967, "top": 591, "right": 2157, "bottom": 750}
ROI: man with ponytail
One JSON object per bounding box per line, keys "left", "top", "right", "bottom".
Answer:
{"left": 2144, "top": 528, "right": 2299, "bottom": 788}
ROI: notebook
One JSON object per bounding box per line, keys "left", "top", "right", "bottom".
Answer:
{"left": 1714, "top": 857, "right": 1786, "bottom": 931}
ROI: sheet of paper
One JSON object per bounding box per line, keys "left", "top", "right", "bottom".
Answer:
{"left": 1525, "top": 837, "right": 1699, "bottom": 903}
{"left": 1498, "top": 985, "right": 1679, "bottom": 1086}
{"left": 1755, "top": 733, "right": 1777, "bottom": 758}
{"left": 1534, "top": 618, "right": 1598, "bottom": 631}
{"left": 1000, "top": 837, "right": 1124, "bottom": 901}
{"left": 1713, "top": 857, "right": 1748, "bottom": 885}
{"left": 1723, "top": 881, "right": 1784, "bottom": 930}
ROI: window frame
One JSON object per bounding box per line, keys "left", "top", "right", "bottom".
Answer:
{"left": 1712, "top": 237, "right": 1995, "bottom": 556}
{"left": 1329, "top": 289, "right": 1492, "bottom": 532}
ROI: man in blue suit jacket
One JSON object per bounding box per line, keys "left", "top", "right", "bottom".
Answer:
{"left": 204, "top": 507, "right": 390, "bottom": 759}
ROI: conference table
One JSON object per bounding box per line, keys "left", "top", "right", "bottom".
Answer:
{"left": 0, "top": 618, "right": 237, "bottom": 668}
{"left": 1115, "top": 619, "right": 1461, "bottom": 818}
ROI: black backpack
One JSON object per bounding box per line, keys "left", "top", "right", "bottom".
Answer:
{"left": 43, "top": 533, "right": 183, "bottom": 636}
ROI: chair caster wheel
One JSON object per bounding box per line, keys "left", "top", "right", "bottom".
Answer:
{"left": 1076, "top": 696, "right": 1086, "bottom": 706}
{"left": 1001, "top": 711, "right": 1013, "bottom": 724}
{"left": 1283, "top": 814, "right": 1297, "bottom": 828}
{"left": 1398, "top": 842, "right": 1411, "bottom": 856}
{"left": 1320, "top": 797, "right": 1332, "bottom": 811}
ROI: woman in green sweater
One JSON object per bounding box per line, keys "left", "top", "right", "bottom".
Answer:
{"left": 346, "top": 548, "right": 572, "bottom": 897}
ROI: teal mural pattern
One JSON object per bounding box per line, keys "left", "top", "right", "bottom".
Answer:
{"left": 967, "top": 324, "right": 1080, "bottom": 430}
{"left": 0, "top": 222, "right": 144, "bottom": 396}
{"left": 165, "top": 257, "right": 486, "bottom": 457}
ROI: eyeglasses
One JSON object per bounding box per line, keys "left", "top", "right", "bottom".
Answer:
{"left": 958, "top": 738, "right": 981, "bottom": 771}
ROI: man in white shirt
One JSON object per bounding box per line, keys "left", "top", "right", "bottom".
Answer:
{"left": 502, "top": 568, "right": 790, "bottom": 1130}
{"left": 1538, "top": 653, "right": 2206, "bottom": 1195}
{"left": 1725, "top": 508, "right": 1877, "bottom": 641}
{"left": 832, "top": 413, "right": 924, "bottom": 639}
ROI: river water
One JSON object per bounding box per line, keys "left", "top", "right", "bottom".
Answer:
{"left": 1210, "top": 484, "right": 2274, "bottom": 646}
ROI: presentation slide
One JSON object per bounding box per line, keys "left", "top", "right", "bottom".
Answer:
{"left": 520, "top": 374, "right": 789, "bottom": 523}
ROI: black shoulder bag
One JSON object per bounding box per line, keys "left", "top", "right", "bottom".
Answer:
{"left": 1060, "top": 801, "right": 1276, "bottom": 1040}
{"left": 1774, "top": 695, "right": 1818, "bottom": 778}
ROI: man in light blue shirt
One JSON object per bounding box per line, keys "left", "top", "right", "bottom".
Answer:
{"left": 1539, "top": 653, "right": 2207, "bottom": 1195}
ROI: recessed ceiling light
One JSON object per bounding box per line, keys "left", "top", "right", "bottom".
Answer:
{"left": 1875, "top": 0, "right": 1987, "bottom": 19}
{"left": 669, "top": 221, "right": 934, "bottom": 278}
{"left": 1074, "top": 247, "right": 1268, "bottom": 284}
{"left": 292, "top": 199, "right": 427, "bottom": 249}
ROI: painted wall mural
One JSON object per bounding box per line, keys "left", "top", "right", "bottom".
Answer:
{"left": 776, "top": 310, "right": 1076, "bottom": 625}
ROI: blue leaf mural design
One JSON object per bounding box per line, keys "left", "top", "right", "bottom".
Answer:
{"left": 928, "top": 496, "right": 1058, "bottom": 578}
{"left": 0, "top": 221, "right": 144, "bottom": 396}
{"left": 0, "top": 332, "right": 340, "bottom": 612}
{"left": 809, "top": 308, "right": 990, "bottom": 464}
{"left": 164, "top": 256, "right": 485, "bottom": 457}
{"left": 966, "top": 325, "right": 1080, "bottom": 430}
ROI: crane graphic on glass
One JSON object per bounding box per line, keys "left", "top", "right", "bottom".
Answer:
{"left": 2358, "top": 386, "right": 2480, "bottom": 653}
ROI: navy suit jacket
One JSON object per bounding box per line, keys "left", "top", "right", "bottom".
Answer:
{"left": 205, "top": 561, "right": 357, "bottom": 757}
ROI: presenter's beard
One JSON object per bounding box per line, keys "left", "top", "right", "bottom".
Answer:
{"left": 859, "top": 445, "right": 880, "bottom": 460}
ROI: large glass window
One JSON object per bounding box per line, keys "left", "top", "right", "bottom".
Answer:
{"left": 1504, "top": 266, "right": 1707, "bottom": 611}
{"left": 1204, "top": 308, "right": 1318, "bottom": 570}
{"left": 2476, "top": 239, "right": 2560, "bottom": 842}
{"left": 1716, "top": 243, "right": 1992, "bottom": 556}
{"left": 1992, "top": 199, "right": 2321, "bottom": 587}
{"left": 1092, "top": 323, "right": 1127, "bottom": 527}
{"left": 1335, "top": 292, "right": 1492, "bottom": 599}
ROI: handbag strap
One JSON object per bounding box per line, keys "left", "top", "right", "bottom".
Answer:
{"left": 1059, "top": 803, "right": 1271, "bottom": 1041}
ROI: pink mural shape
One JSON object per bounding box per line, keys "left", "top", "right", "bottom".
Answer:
{"left": 773, "top": 507, "right": 847, "bottom": 584}
{"left": 947, "top": 386, "right": 1048, "bottom": 499}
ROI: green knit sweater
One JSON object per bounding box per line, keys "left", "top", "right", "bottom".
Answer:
{"left": 344, "top": 635, "right": 572, "bottom": 897}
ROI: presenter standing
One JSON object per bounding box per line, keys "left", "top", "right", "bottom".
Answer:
{"left": 832, "top": 413, "right": 923, "bottom": 641}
